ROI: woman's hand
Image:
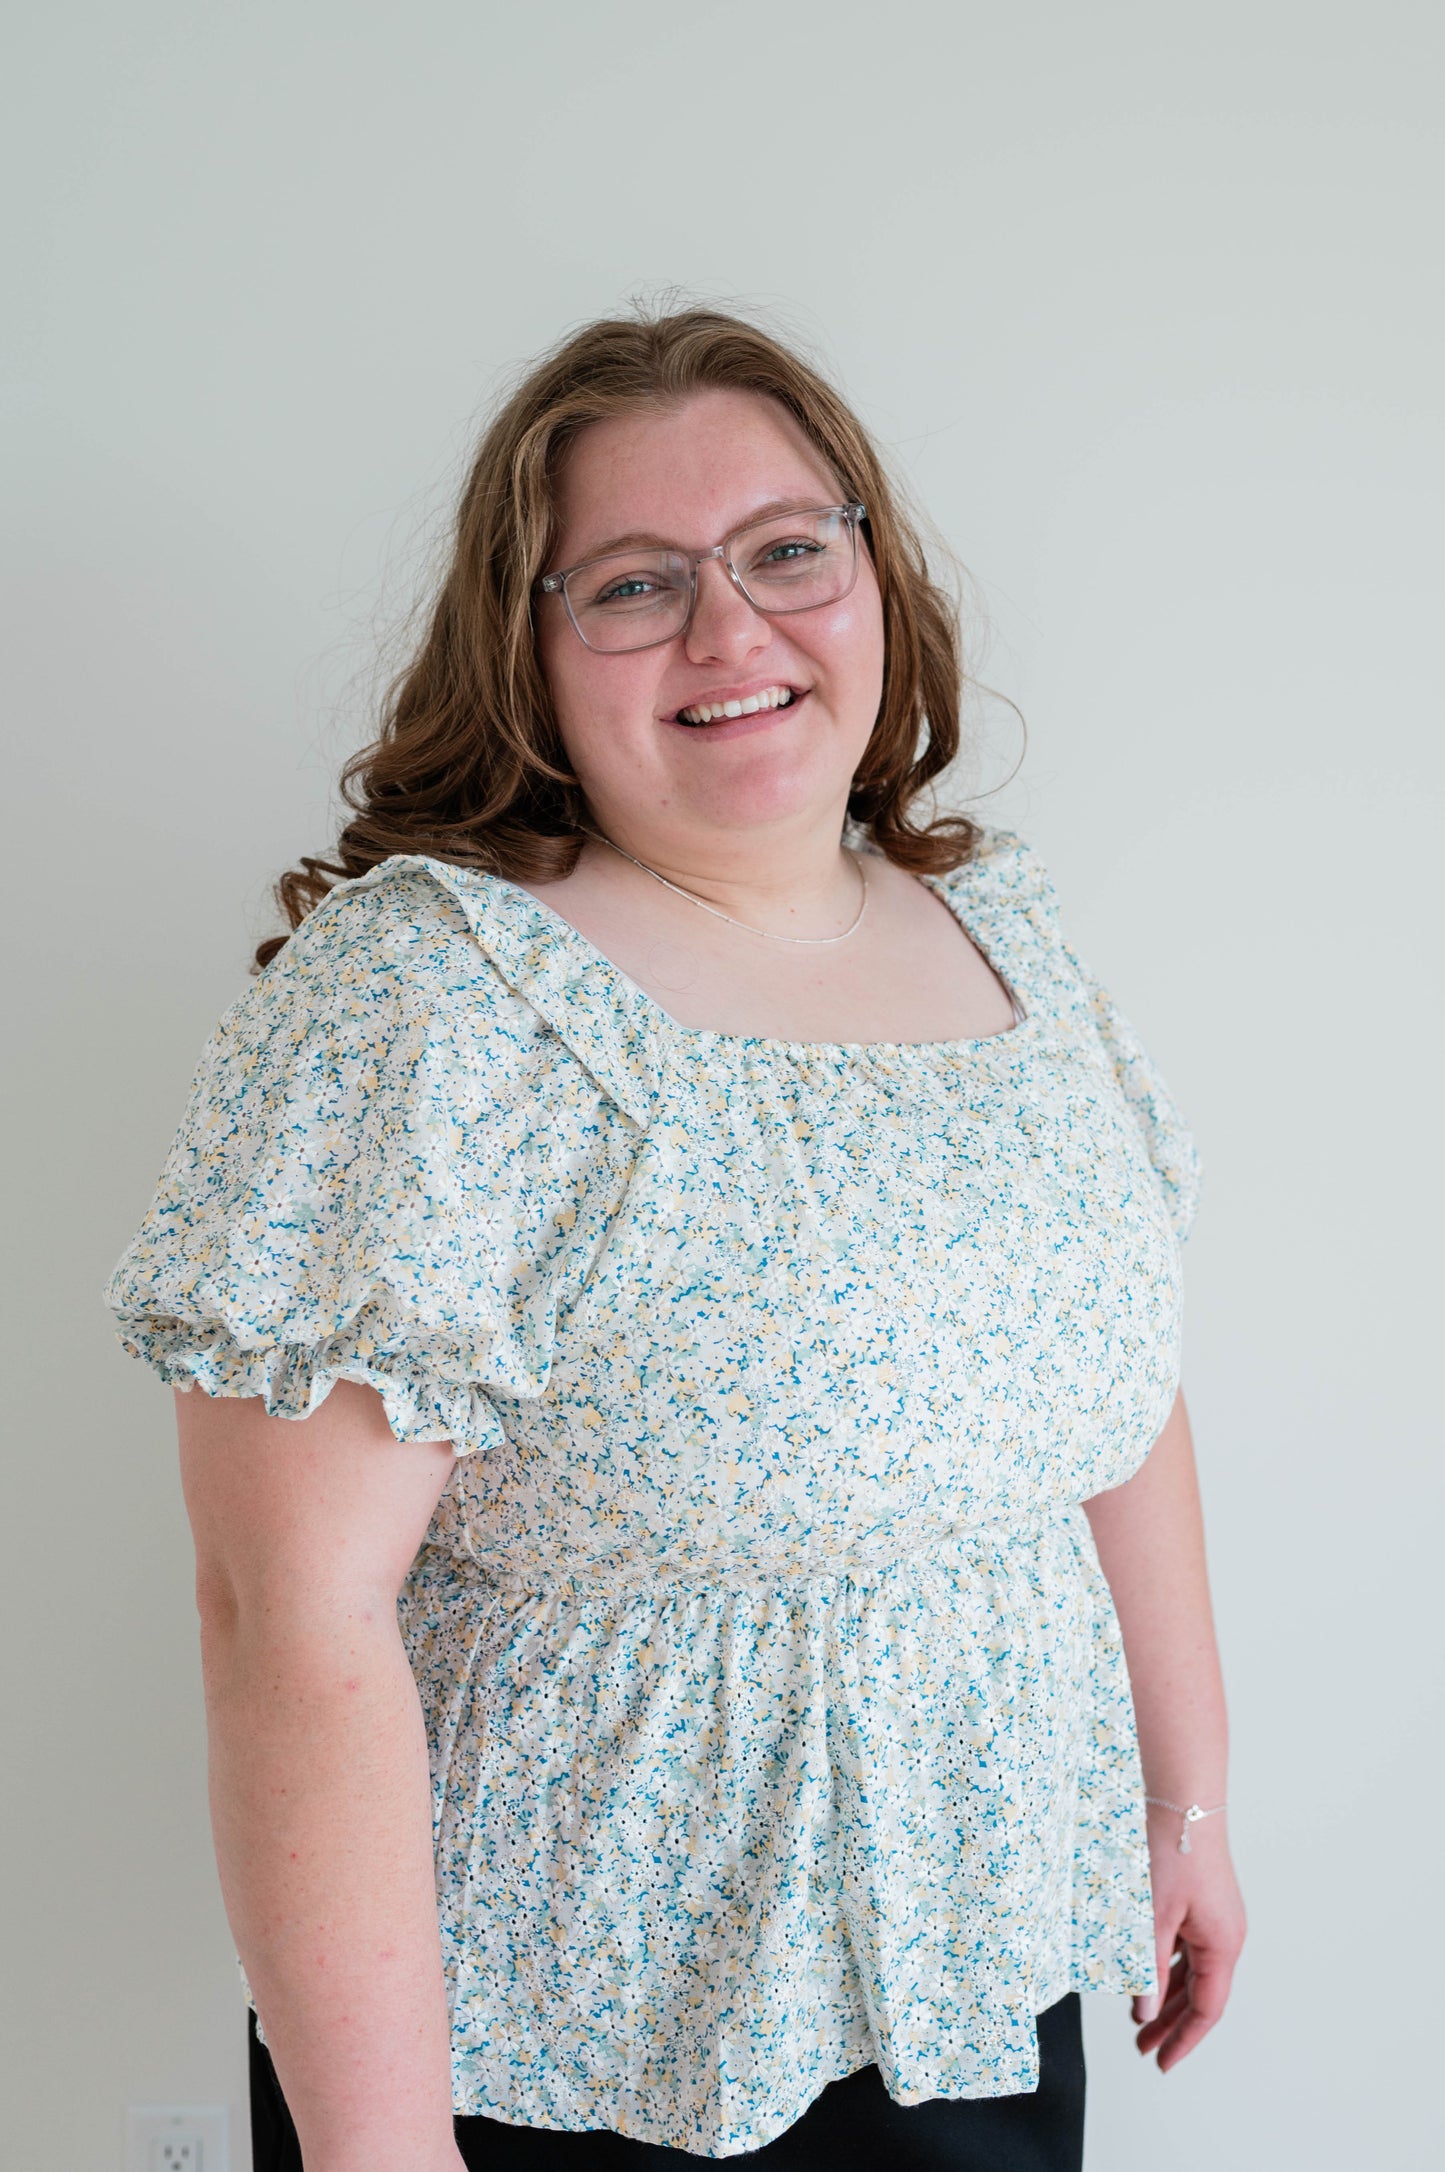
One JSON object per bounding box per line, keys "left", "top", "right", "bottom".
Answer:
{"left": 1133, "top": 1813, "right": 1247, "bottom": 2070}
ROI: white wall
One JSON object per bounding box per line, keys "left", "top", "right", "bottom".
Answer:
{"left": 5, "top": 4, "right": 1441, "bottom": 2165}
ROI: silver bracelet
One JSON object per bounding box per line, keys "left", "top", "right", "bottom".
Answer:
{"left": 1145, "top": 1796, "right": 1228, "bottom": 1854}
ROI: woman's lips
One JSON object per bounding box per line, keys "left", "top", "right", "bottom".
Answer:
{"left": 663, "top": 688, "right": 809, "bottom": 742}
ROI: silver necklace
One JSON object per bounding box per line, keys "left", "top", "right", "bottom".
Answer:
{"left": 579, "top": 825, "right": 869, "bottom": 945}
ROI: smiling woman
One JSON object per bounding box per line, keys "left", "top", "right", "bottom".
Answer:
{"left": 101, "top": 304, "right": 1243, "bottom": 2171}
{"left": 245, "top": 306, "right": 974, "bottom": 954}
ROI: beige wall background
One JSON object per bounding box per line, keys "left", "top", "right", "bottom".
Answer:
{"left": 6, "top": 4, "right": 1441, "bottom": 2165}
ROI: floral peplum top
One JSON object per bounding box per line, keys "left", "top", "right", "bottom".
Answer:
{"left": 102, "top": 824, "right": 1201, "bottom": 2158}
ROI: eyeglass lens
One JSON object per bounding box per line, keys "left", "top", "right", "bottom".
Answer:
{"left": 562, "top": 506, "right": 859, "bottom": 653}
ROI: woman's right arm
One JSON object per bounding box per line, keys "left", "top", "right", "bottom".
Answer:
{"left": 177, "top": 1375, "right": 469, "bottom": 2172}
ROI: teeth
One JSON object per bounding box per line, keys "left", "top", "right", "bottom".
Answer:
{"left": 677, "top": 686, "right": 795, "bottom": 726}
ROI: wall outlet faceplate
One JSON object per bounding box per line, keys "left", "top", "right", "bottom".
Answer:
{"left": 126, "top": 2104, "right": 230, "bottom": 2172}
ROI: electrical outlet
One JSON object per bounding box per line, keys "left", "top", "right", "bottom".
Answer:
{"left": 126, "top": 2104, "right": 229, "bottom": 2172}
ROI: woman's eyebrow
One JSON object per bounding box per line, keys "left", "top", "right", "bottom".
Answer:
{"left": 575, "top": 498, "right": 825, "bottom": 562}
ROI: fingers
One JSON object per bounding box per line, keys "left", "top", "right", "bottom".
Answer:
{"left": 1134, "top": 1952, "right": 1189, "bottom": 2043}
{"left": 1135, "top": 1943, "right": 1239, "bottom": 2070}
{"left": 1148, "top": 1987, "right": 1221, "bottom": 2072}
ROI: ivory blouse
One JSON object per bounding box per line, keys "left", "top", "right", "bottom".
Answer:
{"left": 101, "top": 824, "right": 1200, "bottom": 2157}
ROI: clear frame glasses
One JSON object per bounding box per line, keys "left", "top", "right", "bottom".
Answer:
{"left": 536, "top": 501, "right": 868, "bottom": 654}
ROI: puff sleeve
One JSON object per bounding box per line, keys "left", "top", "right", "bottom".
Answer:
{"left": 972, "top": 827, "right": 1203, "bottom": 1247}
{"left": 1062, "top": 932, "right": 1203, "bottom": 1247}
{"left": 100, "top": 870, "right": 634, "bottom": 1456}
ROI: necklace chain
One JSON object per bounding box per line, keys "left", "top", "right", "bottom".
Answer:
{"left": 578, "top": 825, "right": 869, "bottom": 945}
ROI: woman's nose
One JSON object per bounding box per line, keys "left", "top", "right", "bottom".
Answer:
{"left": 683, "top": 554, "right": 771, "bottom": 665}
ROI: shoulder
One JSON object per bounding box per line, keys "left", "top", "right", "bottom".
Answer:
{"left": 219, "top": 855, "right": 663, "bottom": 1133}
{"left": 161, "top": 857, "right": 641, "bottom": 1169}
{"left": 931, "top": 823, "right": 1063, "bottom": 925}
{"left": 220, "top": 856, "right": 559, "bottom": 1063}
{"left": 255, "top": 855, "right": 524, "bottom": 1011}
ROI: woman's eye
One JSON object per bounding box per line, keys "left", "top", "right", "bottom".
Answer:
{"left": 744, "top": 536, "right": 830, "bottom": 576}
{"left": 596, "top": 577, "right": 658, "bottom": 604}
{"left": 586, "top": 564, "right": 688, "bottom": 610}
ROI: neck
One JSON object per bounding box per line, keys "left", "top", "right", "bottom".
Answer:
{"left": 579, "top": 813, "right": 861, "bottom": 934}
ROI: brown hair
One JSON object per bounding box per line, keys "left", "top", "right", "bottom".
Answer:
{"left": 255, "top": 304, "right": 1004, "bottom": 972}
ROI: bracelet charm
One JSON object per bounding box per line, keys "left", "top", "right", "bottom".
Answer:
{"left": 1145, "top": 1796, "right": 1228, "bottom": 1853}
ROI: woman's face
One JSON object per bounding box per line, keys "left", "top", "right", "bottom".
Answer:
{"left": 536, "top": 387, "right": 885, "bottom": 856}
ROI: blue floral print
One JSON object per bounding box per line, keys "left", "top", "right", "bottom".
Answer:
{"left": 102, "top": 825, "right": 1200, "bottom": 2157}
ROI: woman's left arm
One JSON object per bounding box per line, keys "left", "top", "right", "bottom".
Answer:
{"left": 1083, "top": 1385, "right": 1248, "bottom": 2070}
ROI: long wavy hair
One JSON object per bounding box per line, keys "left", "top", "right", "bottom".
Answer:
{"left": 255, "top": 305, "right": 1006, "bottom": 972}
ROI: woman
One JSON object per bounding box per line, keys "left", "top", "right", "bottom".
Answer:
{"left": 103, "top": 307, "right": 1245, "bottom": 2170}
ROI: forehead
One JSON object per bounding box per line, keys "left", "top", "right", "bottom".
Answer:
{"left": 551, "top": 388, "right": 842, "bottom": 558}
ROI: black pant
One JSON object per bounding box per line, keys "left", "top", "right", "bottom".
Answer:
{"left": 249, "top": 1993, "right": 1085, "bottom": 2170}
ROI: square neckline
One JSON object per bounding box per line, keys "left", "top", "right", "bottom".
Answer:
{"left": 484, "top": 862, "right": 1035, "bottom": 1059}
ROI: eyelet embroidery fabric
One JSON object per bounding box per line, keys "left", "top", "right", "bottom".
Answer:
{"left": 101, "top": 825, "right": 1200, "bottom": 2158}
